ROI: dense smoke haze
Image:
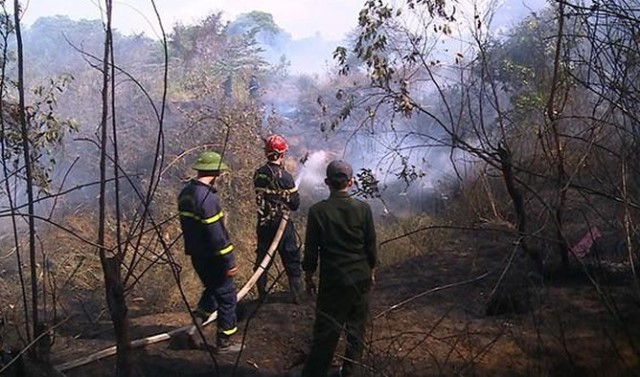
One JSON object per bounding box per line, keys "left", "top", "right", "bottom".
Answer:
{"left": 3, "top": 1, "right": 640, "bottom": 375}
{"left": 2, "top": 0, "right": 546, "bottom": 217}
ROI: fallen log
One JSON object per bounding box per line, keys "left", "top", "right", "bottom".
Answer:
{"left": 55, "top": 212, "right": 289, "bottom": 372}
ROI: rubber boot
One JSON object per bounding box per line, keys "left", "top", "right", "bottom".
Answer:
{"left": 187, "top": 307, "right": 209, "bottom": 336}
{"left": 289, "top": 276, "right": 304, "bottom": 304}
{"left": 257, "top": 273, "right": 268, "bottom": 301}
{"left": 216, "top": 333, "right": 243, "bottom": 354}
{"left": 186, "top": 308, "right": 209, "bottom": 349}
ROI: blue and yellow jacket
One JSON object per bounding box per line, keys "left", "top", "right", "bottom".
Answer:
{"left": 178, "top": 180, "right": 235, "bottom": 271}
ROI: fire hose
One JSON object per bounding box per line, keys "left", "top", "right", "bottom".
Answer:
{"left": 55, "top": 212, "right": 290, "bottom": 372}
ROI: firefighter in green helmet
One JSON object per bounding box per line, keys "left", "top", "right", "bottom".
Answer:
{"left": 177, "top": 150, "right": 242, "bottom": 353}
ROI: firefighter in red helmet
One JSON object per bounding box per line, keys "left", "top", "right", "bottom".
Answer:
{"left": 265, "top": 134, "right": 288, "bottom": 157}
{"left": 253, "top": 134, "right": 303, "bottom": 303}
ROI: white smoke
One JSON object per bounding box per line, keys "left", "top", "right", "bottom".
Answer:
{"left": 295, "top": 150, "right": 330, "bottom": 198}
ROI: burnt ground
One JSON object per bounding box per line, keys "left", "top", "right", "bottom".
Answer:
{"left": 44, "top": 236, "right": 640, "bottom": 377}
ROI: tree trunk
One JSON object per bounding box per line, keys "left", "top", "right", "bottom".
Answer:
{"left": 498, "top": 144, "right": 543, "bottom": 272}
{"left": 547, "top": 1, "right": 570, "bottom": 271}
{"left": 12, "top": 0, "right": 40, "bottom": 349}
{"left": 103, "top": 257, "right": 131, "bottom": 377}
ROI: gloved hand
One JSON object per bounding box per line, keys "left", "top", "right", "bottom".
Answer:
{"left": 226, "top": 265, "right": 238, "bottom": 277}
{"left": 305, "top": 272, "right": 316, "bottom": 296}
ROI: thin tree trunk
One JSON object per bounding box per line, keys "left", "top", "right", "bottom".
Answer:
{"left": 498, "top": 144, "right": 543, "bottom": 272}
{"left": 13, "top": 0, "right": 40, "bottom": 349}
{"left": 104, "top": 257, "right": 130, "bottom": 376}
{"left": 547, "top": 1, "right": 569, "bottom": 271}
{"left": 0, "top": 2, "right": 31, "bottom": 343}
{"left": 97, "top": 0, "right": 131, "bottom": 375}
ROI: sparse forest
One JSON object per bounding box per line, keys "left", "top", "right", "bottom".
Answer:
{"left": 0, "top": 0, "right": 639, "bottom": 376}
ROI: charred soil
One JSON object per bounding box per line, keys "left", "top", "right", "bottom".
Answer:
{"left": 41, "top": 235, "right": 640, "bottom": 377}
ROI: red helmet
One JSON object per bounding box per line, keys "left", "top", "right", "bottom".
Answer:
{"left": 265, "top": 134, "right": 288, "bottom": 157}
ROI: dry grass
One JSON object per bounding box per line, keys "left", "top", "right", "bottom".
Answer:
{"left": 377, "top": 213, "right": 452, "bottom": 267}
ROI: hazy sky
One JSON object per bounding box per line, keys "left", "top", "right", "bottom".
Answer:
{"left": 18, "top": 0, "right": 364, "bottom": 40}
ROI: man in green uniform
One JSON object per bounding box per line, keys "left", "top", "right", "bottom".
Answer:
{"left": 301, "top": 160, "right": 377, "bottom": 377}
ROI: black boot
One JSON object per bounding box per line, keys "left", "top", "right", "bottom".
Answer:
{"left": 187, "top": 307, "right": 210, "bottom": 336}
{"left": 216, "top": 333, "right": 243, "bottom": 354}
{"left": 257, "top": 274, "right": 268, "bottom": 301}
{"left": 289, "top": 276, "right": 304, "bottom": 304}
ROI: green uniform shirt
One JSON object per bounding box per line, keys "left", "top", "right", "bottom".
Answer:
{"left": 303, "top": 191, "right": 377, "bottom": 287}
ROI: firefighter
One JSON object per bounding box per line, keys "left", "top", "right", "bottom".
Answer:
{"left": 223, "top": 73, "right": 233, "bottom": 98}
{"left": 248, "top": 74, "right": 260, "bottom": 99}
{"left": 302, "top": 160, "right": 378, "bottom": 377}
{"left": 178, "top": 151, "right": 242, "bottom": 353}
{"left": 253, "top": 134, "right": 304, "bottom": 303}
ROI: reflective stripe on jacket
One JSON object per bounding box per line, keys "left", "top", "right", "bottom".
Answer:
{"left": 178, "top": 179, "right": 235, "bottom": 270}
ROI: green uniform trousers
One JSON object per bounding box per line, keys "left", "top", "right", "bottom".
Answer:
{"left": 302, "top": 279, "right": 370, "bottom": 377}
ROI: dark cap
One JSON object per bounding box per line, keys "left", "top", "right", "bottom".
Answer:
{"left": 326, "top": 160, "right": 353, "bottom": 180}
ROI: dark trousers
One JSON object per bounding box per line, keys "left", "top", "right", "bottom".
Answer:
{"left": 302, "top": 280, "right": 371, "bottom": 377}
{"left": 254, "top": 220, "right": 301, "bottom": 293}
{"left": 190, "top": 254, "right": 237, "bottom": 334}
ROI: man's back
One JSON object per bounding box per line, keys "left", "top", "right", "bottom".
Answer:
{"left": 178, "top": 180, "right": 219, "bottom": 255}
{"left": 303, "top": 192, "right": 377, "bottom": 287}
{"left": 301, "top": 159, "right": 377, "bottom": 377}
{"left": 254, "top": 162, "right": 300, "bottom": 224}
{"left": 253, "top": 137, "right": 303, "bottom": 302}
{"left": 178, "top": 180, "right": 233, "bottom": 258}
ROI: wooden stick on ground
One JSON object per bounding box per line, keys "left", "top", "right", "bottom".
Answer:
{"left": 55, "top": 213, "right": 290, "bottom": 372}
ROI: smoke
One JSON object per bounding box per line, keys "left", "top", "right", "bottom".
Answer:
{"left": 296, "top": 150, "right": 329, "bottom": 199}
{"left": 335, "top": 126, "right": 484, "bottom": 218}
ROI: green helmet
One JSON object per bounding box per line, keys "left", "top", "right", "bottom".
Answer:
{"left": 192, "top": 151, "right": 229, "bottom": 172}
